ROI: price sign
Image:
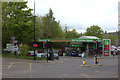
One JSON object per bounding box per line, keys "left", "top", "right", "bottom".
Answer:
{"left": 103, "top": 39, "right": 111, "bottom": 56}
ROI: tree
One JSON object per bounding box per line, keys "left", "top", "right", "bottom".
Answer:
{"left": 37, "top": 8, "right": 65, "bottom": 39}
{"left": 2, "top": 2, "right": 40, "bottom": 47}
{"left": 85, "top": 25, "right": 103, "bottom": 38}
{"left": 66, "top": 29, "right": 79, "bottom": 38}
{"left": 103, "top": 33, "right": 118, "bottom": 45}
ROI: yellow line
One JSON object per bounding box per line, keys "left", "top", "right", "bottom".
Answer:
{"left": 8, "top": 63, "right": 13, "bottom": 69}
{"left": 80, "top": 73, "right": 90, "bottom": 78}
{"left": 30, "top": 63, "right": 32, "bottom": 70}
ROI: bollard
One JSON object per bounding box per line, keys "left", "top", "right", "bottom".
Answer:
{"left": 80, "top": 58, "right": 90, "bottom": 67}
{"left": 93, "top": 55, "right": 102, "bottom": 66}
{"left": 83, "top": 58, "right": 86, "bottom": 66}
{"left": 95, "top": 56, "right": 98, "bottom": 64}
{"left": 94, "top": 55, "right": 98, "bottom": 64}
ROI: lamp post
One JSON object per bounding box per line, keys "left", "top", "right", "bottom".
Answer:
{"left": 33, "top": 0, "right": 36, "bottom": 60}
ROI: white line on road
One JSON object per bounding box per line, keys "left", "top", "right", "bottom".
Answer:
{"left": 96, "top": 70, "right": 98, "bottom": 72}
{"left": 80, "top": 73, "right": 90, "bottom": 78}
{"left": 8, "top": 63, "right": 13, "bottom": 69}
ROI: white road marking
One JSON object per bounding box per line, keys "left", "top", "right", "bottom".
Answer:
{"left": 80, "top": 73, "right": 90, "bottom": 78}
{"left": 96, "top": 70, "right": 98, "bottom": 72}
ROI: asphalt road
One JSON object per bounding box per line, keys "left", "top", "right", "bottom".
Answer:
{"left": 2, "top": 56, "right": 118, "bottom": 78}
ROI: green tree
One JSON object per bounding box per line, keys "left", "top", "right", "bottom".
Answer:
{"left": 2, "top": 2, "right": 40, "bottom": 47}
{"left": 66, "top": 29, "right": 79, "bottom": 38}
{"left": 85, "top": 25, "right": 103, "bottom": 38}
{"left": 37, "top": 8, "right": 65, "bottom": 39}
{"left": 103, "top": 34, "right": 118, "bottom": 45}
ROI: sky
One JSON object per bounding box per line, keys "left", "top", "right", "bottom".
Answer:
{"left": 25, "top": 0, "right": 119, "bottom": 33}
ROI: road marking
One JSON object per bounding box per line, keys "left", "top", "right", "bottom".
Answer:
{"left": 60, "top": 60, "right": 64, "bottom": 63}
{"left": 96, "top": 70, "right": 98, "bottom": 72}
{"left": 80, "top": 73, "right": 90, "bottom": 78}
{"left": 30, "top": 63, "right": 32, "bottom": 70}
{"left": 0, "top": 73, "right": 2, "bottom": 76}
{"left": 8, "top": 63, "right": 13, "bottom": 69}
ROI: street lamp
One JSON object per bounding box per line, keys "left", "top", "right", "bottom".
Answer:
{"left": 33, "top": 0, "right": 36, "bottom": 60}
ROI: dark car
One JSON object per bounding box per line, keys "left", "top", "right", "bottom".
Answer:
{"left": 47, "top": 49, "right": 59, "bottom": 60}
{"left": 54, "top": 53, "right": 59, "bottom": 60}
{"left": 70, "top": 51, "right": 78, "bottom": 56}
{"left": 58, "top": 50, "right": 65, "bottom": 56}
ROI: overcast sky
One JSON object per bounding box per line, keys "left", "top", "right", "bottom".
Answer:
{"left": 26, "top": 0, "right": 119, "bottom": 33}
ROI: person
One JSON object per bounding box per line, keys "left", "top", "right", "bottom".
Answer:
{"left": 82, "top": 51, "right": 85, "bottom": 58}
{"left": 113, "top": 51, "right": 116, "bottom": 57}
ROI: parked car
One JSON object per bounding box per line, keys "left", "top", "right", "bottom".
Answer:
{"left": 58, "top": 50, "right": 64, "bottom": 56}
{"left": 26, "top": 51, "right": 37, "bottom": 57}
{"left": 117, "top": 46, "right": 120, "bottom": 51}
{"left": 111, "top": 45, "right": 117, "bottom": 51}
{"left": 70, "top": 51, "right": 78, "bottom": 56}
{"left": 37, "top": 53, "right": 46, "bottom": 58}
{"left": 111, "top": 45, "right": 118, "bottom": 55}
{"left": 47, "top": 49, "right": 59, "bottom": 60}
{"left": 54, "top": 53, "right": 59, "bottom": 60}
{"left": 78, "top": 53, "right": 82, "bottom": 57}
{"left": 37, "top": 50, "right": 47, "bottom": 58}
{"left": 53, "top": 49, "right": 59, "bottom": 60}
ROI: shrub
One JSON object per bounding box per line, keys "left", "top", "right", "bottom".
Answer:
{"left": 20, "top": 44, "right": 29, "bottom": 56}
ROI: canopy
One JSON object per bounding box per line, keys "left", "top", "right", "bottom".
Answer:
{"left": 37, "top": 36, "right": 102, "bottom": 43}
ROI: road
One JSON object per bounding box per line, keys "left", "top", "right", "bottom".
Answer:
{"left": 2, "top": 56, "right": 118, "bottom": 78}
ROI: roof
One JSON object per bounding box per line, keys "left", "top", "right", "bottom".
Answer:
{"left": 79, "top": 36, "right": 100, "bottom": 39}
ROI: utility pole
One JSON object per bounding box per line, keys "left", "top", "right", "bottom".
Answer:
{"left": 34, "top": 0, "right": 36, "bottom": 60}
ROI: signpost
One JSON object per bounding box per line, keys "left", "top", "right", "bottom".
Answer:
{"left": 103, "top": 39, "right": 111, "bottom": 56}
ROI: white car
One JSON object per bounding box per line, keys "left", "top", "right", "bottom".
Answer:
{"left": 117, "top": 46, "right": 120, "bottom": 51}
{"left": 37, "top": 53, "right": 46, "bottom": 58}
{"left": 78, "top": 53, "right": 82, "bottom": 57}
{"left": 111, "top": 45, "right": 117, "bottom": 51}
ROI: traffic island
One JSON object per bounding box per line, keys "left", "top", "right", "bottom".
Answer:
{"left": 93, "top": 64, "right": 102, "bottom": 66}
{"left": 93, "top": 55, "right": 103, "bottom": 66}
{"left": 80, "top": 58, "right": 90, "bottom": 67}
{"left": 80, "top": 65, "right": 90, "bottom": 67}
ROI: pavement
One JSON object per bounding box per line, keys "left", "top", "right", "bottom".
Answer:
{"left": 1, "top": 56, "right": 118, "bottom": 78}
